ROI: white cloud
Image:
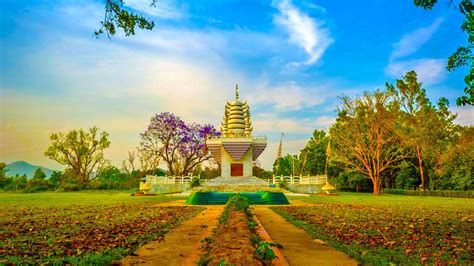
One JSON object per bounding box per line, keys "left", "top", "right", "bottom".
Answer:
{"left": 385, "top": 58, "right": 445, "bottom": 85}
{"left": 314, "top": 116, "right": 335, "bottom": 127}
{"left": 390, "top": 18, "right": 443, "bottom": 61}
{"left": 451, "top": 106, "right": 474, "bottom": 126}
{"left": 272, "top": 0, "right": 333, "bottom": 66}
{"left": 250, "top": 83, "right": 325, "bottom": 111}
{"left": 258, "top": 138, "right": 308, "bottom": 168}
{"left": 253, "top": 113, "right": 335, "bottom": 134}
{"left": 303, "top": 1, "right": 327, "bottom": 13}
{"left": 124, "top": 0, "right": 184, "bottom": 19}
{"left": 1, "top": 0, "right": 341, "bottom": 171}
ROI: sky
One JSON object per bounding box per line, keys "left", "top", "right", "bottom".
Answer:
{"left": 1, "top": 0, "right": 473, "bottom": 171}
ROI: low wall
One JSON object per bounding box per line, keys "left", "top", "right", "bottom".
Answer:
{"left": 150, "top": 183, "right": 189, "bottom": 194}
{"left": 287, "top": 184, "right": 323, "bottom": 194}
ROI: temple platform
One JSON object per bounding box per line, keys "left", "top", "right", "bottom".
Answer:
{"left": 195, "top": 176, "right": 283, "bottom": 192}
{"left": 185, "top": 191, "right": 290, "bottom": 205}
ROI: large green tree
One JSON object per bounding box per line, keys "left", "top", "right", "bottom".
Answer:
{"left": 329, "top": 90, "right": 407, "bottom": 195}
{"left": 387, "top": 71, "right": 457, "bottom": 189}
{"left": 32, "top": 168, "right": 46, "bottom": 180}
{"left": 273, "top": 154, "right": 294, "bottom": 176}
{"left": 436, "top": 126, "right": 474, "bottom": 190}
{"left": 44, "top": 127, "right": 110, "bottom": 186}
{"left": 299, "top": 129, "right": 328, "bottom": 175}
{"left": 414, "top": 0, "right": 473, "bottom": 105}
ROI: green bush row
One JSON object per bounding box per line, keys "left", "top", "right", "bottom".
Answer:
{"left": 383, "top": 189, "right": 474, "bottom": 198}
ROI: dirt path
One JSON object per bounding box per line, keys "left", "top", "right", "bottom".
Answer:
{"left": 253, "top": 206, "right": 357, "bottom": 266}
{"left": 120, "top": 205, "right": 223, "bottom": 266}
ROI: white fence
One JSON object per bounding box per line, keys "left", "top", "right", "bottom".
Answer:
{"left": 144, "top": 174, "right": 327, "bottom": 186}
{"left": 145, "top": 174, "right": 202, "bottom": 185}
{"left": 271, "top": 175, "right": 327, "bottom": 185}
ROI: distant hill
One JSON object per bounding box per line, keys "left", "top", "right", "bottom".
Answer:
{"left": 5, "top": 161, "right": 55, "bottom": 179}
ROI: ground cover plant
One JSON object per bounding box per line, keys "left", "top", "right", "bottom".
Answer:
{"left": 275, "top": 193, "right": 473, "bottom": 265}
{"left": 0, "top": 192, "right": 201, "bottom": 264}
{"left": 199, "top": 194, "right": 278, "bottom": 266}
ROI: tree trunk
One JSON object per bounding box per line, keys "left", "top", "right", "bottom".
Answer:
{"left": 417, "top": 147, "right": 425, "bottom": 190}
{"left": 372, "top": 174, "right": 382, "bottom": 195}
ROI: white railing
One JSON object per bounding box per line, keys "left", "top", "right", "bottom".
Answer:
{"left": 146, "top": 174, "right": 204, "bottom": 185}
{"left": 271, "top": 175, "right": 327, "bottom": 185}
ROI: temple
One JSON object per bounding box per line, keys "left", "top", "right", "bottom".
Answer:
{"left": 207, "top": 85, "right": 267, "bottom": 177}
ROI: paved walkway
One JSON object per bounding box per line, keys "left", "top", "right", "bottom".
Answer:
{"left": 119, "top": 199, "right": 357, "bottom": 266}
{"left": 119, "top": 205, "right": 223, "bottom": 266}
{"left": 253, "top": 206, "right": 357, "bottom": 266}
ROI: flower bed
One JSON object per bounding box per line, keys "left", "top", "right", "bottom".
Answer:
{"left": 0, "top": 204, "right": 203, "bottom": 264}
{"left": 272, "top": 203, "right": 473, "bottom": 265}
{"left": 199, "top": 195, "right": 280, "bottom": 265}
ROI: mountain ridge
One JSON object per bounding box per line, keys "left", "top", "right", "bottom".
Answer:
{"left": 5, "top": 161, "right": 55, "bottom": 179}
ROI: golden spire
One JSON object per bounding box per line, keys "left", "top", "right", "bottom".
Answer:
{"left": 220, "top": 84, "right": 254, "bottom": 138}
{"left": 277, "top": 132, "right": 284, "bottom": 159}
{"left": 235, "top": 84, "right": 239, "bottom": 100}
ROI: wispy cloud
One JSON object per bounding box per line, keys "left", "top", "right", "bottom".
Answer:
{"left": 390, "top": 18, "right": 443, "bottom": 61}
{"left": 124, "top": 0, "right": 184, "bottom": 19}
{"left": 272, "top": 0, "right": 333, "bottom": 66}
{"left": 385, "top": 58, "right": 445, "bottom": 85}
{"left": 451, "top": 106, "right": 474, "bottom": 126}
{"left": 303, "top": 1, "right": 327, "bottom": 13}
{"left": 250, "top": 83, "right": 325, "bottom": 111}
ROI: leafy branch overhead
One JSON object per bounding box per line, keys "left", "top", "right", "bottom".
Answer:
{"left": 414, "top": 0, "right": 474, "bottom": 106}
{"left": 95, "top": 0, "right": 157, "bottom": 37}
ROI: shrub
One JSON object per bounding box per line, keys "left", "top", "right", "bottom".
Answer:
{"left": 190, "top": 177, "right": 201, "bottom": 188}
{"left": 219, "top": 194, "right": 251, "bottom": 225}
{"left": 58, "top": 183, "right": 82, "bottom": 192}
{"left": 383, "top": 189, "right": 474, "bottom": 198}
{"left": 278, "top": 180, "right": 289, "bottom": 190}
{"left": 255, "top": 241, "right": 277, "bottom": 265}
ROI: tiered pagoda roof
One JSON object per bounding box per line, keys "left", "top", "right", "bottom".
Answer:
{"left": 221, "top": 85, "right": 253, "bottom": 138}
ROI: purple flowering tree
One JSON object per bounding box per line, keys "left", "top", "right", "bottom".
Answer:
{"left": 140, "top": 112, "right": 220, "bottom": 176}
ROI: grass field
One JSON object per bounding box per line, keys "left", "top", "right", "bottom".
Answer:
{"left": 0, "top": 191, "right": 186, "bottom": 207}
{"left": 0, "top": 191, "right": 200, "bottom": 264}
{"left": 276, "top": 193, "right": 474, "bottom": 265}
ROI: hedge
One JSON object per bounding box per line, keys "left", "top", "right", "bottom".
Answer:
{"left": 383, "top": 189, "right": 474, "bottom": 198}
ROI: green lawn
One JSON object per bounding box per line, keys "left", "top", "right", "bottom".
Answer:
{"left": 0, "top": 191, "right": 185, "bottom": 207}
{"left": 289, "top": 192, "right": 474, "bottom": 209}
{"left": 276, "top": 193, "right": 474, "bottom": 265}
{"left": 0, "top": 191, "right": 200, "bottom": 264}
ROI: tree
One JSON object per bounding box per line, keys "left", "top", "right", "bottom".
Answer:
{"left": 33, "top": 168, "right": 46, "bottom": 180}
{"left": 140, "top": 112, "right": 220, "bottom": 176}
{"left": 394, "top": 160, "right": 420, "bottom": 189}
{"left": 10, "top": 174, "right": 28, "bottom": 191}
{"left": 122, "top": 148, "right": 161, "bottom": 177}
{"left": 48, "top": 171, "right": 66, "bottom": 190}
{"left": 0, "top": 163, "right": 10, "bottom": 189}
{"left": 414, "top": 0, "right": 473, "bottom": 105}
{"left": 299, "top": 129, "right": 328, "bottom": 175}
{"left": 436, "top": 126, "right": 474, "bottom": 190}
{"left": 387, "top": 71, "right": 457, "bottom": 189}
{"left": 329, "top": 90, "right": 407, "bottom": 195}
{"left": 95, "top": 0, "right": 156, "bottom": 37}
{"left": 272, "top": 154, "right": 293, "bottom": 176}
{"left": 96, "top": 165, "right": 129, "bottom": 190}
{"left": 44, "top": 127, "right": 111, "bottom": 186}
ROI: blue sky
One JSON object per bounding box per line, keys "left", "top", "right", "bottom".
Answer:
{"left": 1, "top": 0, "right": 472, "bottom": 170}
